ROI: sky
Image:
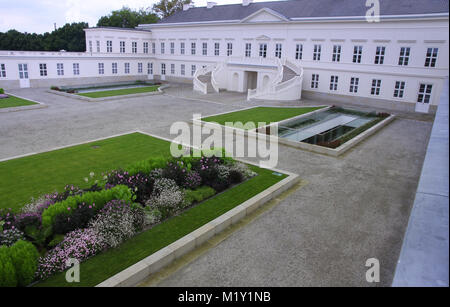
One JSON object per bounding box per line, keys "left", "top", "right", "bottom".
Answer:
{"left": 0, "top": 0, "right": 278, "bottom": 34}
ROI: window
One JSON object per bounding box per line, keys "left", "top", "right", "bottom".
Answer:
{"left": 191, "top": 65, "right": 196, "bottom": 76}
{"left": 161, "top": 63, "right": 166, "bottom": 75}
{"left": 295, "top": 44, "right": 303, "bottom": 60}
{"left": 353, "top": 46, "right": 363, "bottom": 63}
{"left": 96, "top": 41, "right": 100, "bottom": 53}
{"left": 148, "top": 63, "right": 153, "bottom": 75}
{"left": 245, "top": 43, "right": 251, "bottom": 57}
{"left": 169, "top": 42, "right": 175, "bottom": 54}
{"left": 425, "top": 48, "right": 438, "bottom": 67}
{"left": 39, "top": 63, "right": 47, "bottom": 76}
{"left": 18, "top": 64, "right": 28, "bottom": 79}
{"left": 0, "top": 64, "right": 5, "bottom": 78}
{"left": 124, "top": 63, "right": 130, "bottom": 74}
{"left": 275, "top": 43, "right": 282, "bottom": 58}
{"left": 143, "top": 42, "right": 149, "bottom": 54}
{"left": 202, "top": 43, "right": 208, "bottom": 56}
{"left": 311, "top": 74, "right": 319, "bottom": 89}
{"left": 259, "top": 43, "right": 267, "bottom": 58}
{"left": 152, "top": 42, "right": 156, "bottom": 54}
{"left": 170, "top": 63, "right": 175, "bottom": 74}
{"left": 398, "top": 47, "right": 410, "bottom": 66}
{"left": 132, "top": 42, "right": 137, "bottom": 53}
{"left": 180, "top": 42, "right": 185, "bottom": 55}
{"left": 418, "top": 84, "right": 432, "bottom": 103}
{"left": 375, "top": 46, "right": 385, "bottom": 64}
{"left": 393, "top": 81, "right": 406, "bottom": 98}
{"left": 138, "top": 63, "right": 143, "bottom": 74}
{"left": 107, "top": 41, "right": 112, "bottom": 53}
{"left": 120, "top": 41, "right": 126, "bottom": 53}
{"left": 1, "top": 63, "right": 6, "bottom": 78}
{"left": 349, "top": 77, "right": 359, "bottom": 93}
{"left": 161, "top": 42, "right": 165, "bottom": 54}
{"left": 181, "top": 64, "right": 185, "bottom": 76}
{"left": 227, "top": 43, "right": 233, "bottom": 56}
{"left": 89, "top": 41, "right": 93, "bottom": 53}
{"left": 332, "top": 45, "right": 342, "bottom": 62}
{"left": 56, "top": 63, "right": 64, "bottom": 76}
{"left": 371, "top": 79, "right": 382, "bottom": 95}
{"left": 214, "top": 43, "right": 220, "bottom": 56}
{"left": 330, "top": 75, "right": 338, "bottom": 91}
{"left": 313, "top": 44, "right": 321, "bottom": 61}
{"left": 191, "top": 42, "right": 196, "bottom": 55}
{"left": 112, "top": 63, "right": 118, "bottom": 74}
{"left": 98, "top": 63, "right": 104, "bottom": 75}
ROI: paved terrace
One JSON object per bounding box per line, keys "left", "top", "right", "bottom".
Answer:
{"left": 0, "top": 84, "right": 436, "bottom": 286}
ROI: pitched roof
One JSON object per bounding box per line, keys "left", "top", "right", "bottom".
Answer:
{"left": 156, "top": 0, "right": 449, "bottom": 24}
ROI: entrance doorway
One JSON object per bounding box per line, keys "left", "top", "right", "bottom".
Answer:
{"left": 244, "top": 71, "right": 258, "bottom": 91}
{"left": 18, "top": 64, "right": 30, "bottom": 88}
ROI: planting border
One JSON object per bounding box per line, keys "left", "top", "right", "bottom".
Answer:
{"left": 0, "top": 92, "right": 47, "bottom": 113}
{"left": 46, "top": 84, "right": 169, "bottom": 102}
{"left": 195, "top": 106, "right": 395, "bottom": 157}
{"left": 96, "top": 160, "right": 299, "bottom": 287}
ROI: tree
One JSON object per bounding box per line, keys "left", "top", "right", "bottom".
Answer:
{"left": 0, "top": 22, "right": 87, "bottom": 52}
{"left": 152, "top": 0, "right": 194, "bottom": 19}
{"left": 97, "top": 7, "right": 159, "bottom": 28}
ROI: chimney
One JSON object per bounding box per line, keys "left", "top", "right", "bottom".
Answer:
{"left": 207, "top": 2, "right": 217, "bottom": 9}
{"left": 242, "top": 0, "right": 253, "bottom": 6}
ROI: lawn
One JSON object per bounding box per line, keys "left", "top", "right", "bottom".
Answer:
{"left": 202, "top": 106, "right": 325, "bottom": 128}
{"left": 77, "top": 85, "right": 160, "bottom": 98}
{"left": 0, "top": 95, "right": 37, "bottom": 109}
{"left": 0, "top": 133, "right": 171, "bottom": 212}
{"left": 36, "top": 165, "right": 286, "bottom": 287}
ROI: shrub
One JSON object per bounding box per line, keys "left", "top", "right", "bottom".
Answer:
{"left": 229, "top": 162, "right": 257, "bottom": 180}
{"left": 125, "top": 157, "right": 168, "bottom": 176}
{"left": 0, "top": 246, "right": 17, "bottom": 287}
{"left": 0, "top": 208, "right": 16, "bottom": 230}
{"left": 105, "top": 170, "right": 153, "bottom": 203}
{"left": 183, "top": 171, "right": 202, "bottom": 189}
{"left": 162, "top": 160, "right": 188, "bottom": 186}
{"left": 14, "top": 212, "right": 41, "bottom": 232}
{"left": 0, "top": 88, "right": 4, "bottom": 94}
{"left": 149, "top": 168, "right": 164, "bottom": 181}
{"left": 145, "top": 178, "right": 184, "bottom": 218}
{"left": 53, "top": 202, "right": 97, "bottom": 235}
{"left": 229, "top": 169, "right": 244, "bottom": 184}
{"left": 0, "top": 228, "right": 25, "bottom": 247}
{"left": 41, "top": 184, "right": 133, "bottom": 230}
{"left": 143, "top": 207, "right": 162, "bottom": 226}
{"left": 36, "top": 228, "right": 106, "bottom": 280}
{"left": 50, "top": 86, "right": 60, "bottom": 91}
{"left": 21, "top": 193, "right": 60, "bottom": 215}
{"left": 9, "top": 240, "right": 39, "bottom": 287}
{"left": 89, "top": 200, "right": 142, "bottom": 248}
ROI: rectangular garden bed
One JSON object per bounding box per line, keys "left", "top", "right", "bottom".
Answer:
{"left": 0, "top": 132, "right": 297, "bottom": 287}
{"left": 0, "top": 94, "right": 38, "bottom": 109}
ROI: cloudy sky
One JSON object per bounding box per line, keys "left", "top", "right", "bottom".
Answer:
{"left": 0, "top": 0, "right": 277, "bottom": 34}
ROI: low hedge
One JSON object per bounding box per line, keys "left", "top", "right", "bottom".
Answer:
{"left": 184, "top": 186, "right": 216, "bottom": 205}
{"left": 41, "top": 185, "right": 134, "bottom": 230}
{"left": 0, "top": 240, "right": 39, "bottom": 287}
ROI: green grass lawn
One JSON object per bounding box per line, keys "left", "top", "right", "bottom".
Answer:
{"left": 202, "top": 106, "right": 325, "bottom": 128}
{"left": 77, "top": 85, "right": 160, "bottom": 98}
{"left": 36, "top": 165, "right": 286, "bottom": 287}
{"left": 0, "top": 133, "right": 171, "bottom": 212}
{"left": 0, "top": 95, "right": 37, "bottom": 109}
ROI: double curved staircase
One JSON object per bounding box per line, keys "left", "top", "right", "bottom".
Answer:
{"left": 193, "top": 57, "right": 303, "bottom": 101}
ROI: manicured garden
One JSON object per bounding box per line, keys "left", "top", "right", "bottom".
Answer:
{"left": 0, "top": 89, "right": 37, "bottom": 109}
{"left": 77, "top": 85, "right": 160, "bottom": 98}
{"left": 0, "top": 132, "right": 287, "bottom": 287}
{"left": 202, "top": 106, "right": 325, "bottom": 128}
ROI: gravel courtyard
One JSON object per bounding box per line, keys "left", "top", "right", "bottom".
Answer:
{"left": 0, "top": 84, "right": 433, "bottom": 286}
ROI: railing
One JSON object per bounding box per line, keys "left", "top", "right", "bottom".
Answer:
{"left": 211, "top": 62, "right": 225, "bottom": 93}
{"left": 193, "top": 65, "right": 213, "bottom": 94}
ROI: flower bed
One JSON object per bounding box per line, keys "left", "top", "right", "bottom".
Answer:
{"left": 0, "top": 149, "right": 261, "bottom": 286}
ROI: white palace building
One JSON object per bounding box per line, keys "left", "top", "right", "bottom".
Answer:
{"left": 0, "top": 0, "right": 448, "bottom": 113}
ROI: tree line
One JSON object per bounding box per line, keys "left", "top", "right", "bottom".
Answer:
{"left": 0, "top": 0, "right": 192, "bottom": 52}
